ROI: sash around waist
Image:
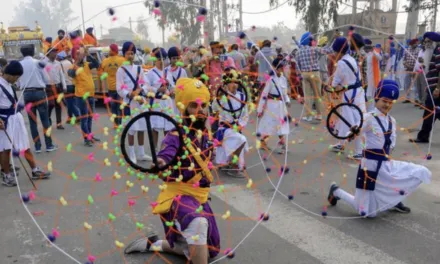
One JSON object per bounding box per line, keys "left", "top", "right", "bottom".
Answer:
{"left": 363, "top": 149, "right": 390, "bottom": 161}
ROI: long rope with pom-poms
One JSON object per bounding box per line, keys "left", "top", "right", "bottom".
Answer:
{"left": 150, "top": 0, "right": 162, "bottom": 16}
{"left": 197, "top": 7, "right": 208, "bottom": 22}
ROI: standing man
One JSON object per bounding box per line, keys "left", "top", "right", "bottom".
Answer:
{"left": 402, "top": 39, "right": 420, "bottom": 103}
{"left": 68, "top": 47, "right": 100, "bottom": 146}
{"left": 228, "top": 44, "right": 247, "bottom": 71}
{"left": 364, "top": 39, "right": 382, "bottom": 111}
{"left": 409, "top": 32, "right": 440, "bottom": 143}
{"left": 83, "top": 27, "right": 98, "bottom": 47}
{"left": 58, "top": 51, "right": 80, "bottom": 124}
{"left": 45, "top": 48, "right": 66, "bottom": 129}
{"left": 100, "top": 44, "right": 126, "bottom": 128}
{"left": 52, "top": 29, "right": 71, "bottom": 53}
{"left": 296, "top": 32, "right": 334, "bottom": 121}
{"left": 18, "top": 44, "right": 57, "bottom": 153}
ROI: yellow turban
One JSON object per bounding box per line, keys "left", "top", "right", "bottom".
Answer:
{"left": 318, "top": 36, "right": 328, "bottom": 47}
{"left": 175, "top": 78, "right": 210, "bottom": 113}
{"left": 144, "top": 47, "right": 151, "bottom": 54}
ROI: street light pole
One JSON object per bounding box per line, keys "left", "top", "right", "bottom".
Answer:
{"left": 80, "top": 0, "right": 86, "bottom": 34}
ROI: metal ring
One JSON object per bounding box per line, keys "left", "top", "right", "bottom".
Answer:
{"left": 326, "top": 102, "right": 364, "bottom": 140}
{"left": 120, "top": 111, "right": 184, "bottom": 173}
{"left": 215, "top": 84, "right": 248, "bottom": 113}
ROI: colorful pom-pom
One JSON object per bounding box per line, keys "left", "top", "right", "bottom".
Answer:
{"left": 238, "top": 32, "right": 246, "bottom": 39}
{"left": 108, "top": 8, "right": 115, "bottom": 16}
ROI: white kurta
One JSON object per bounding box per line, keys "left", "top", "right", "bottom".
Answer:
{"left": 336, "top": 108, "right": 432, "bottom": 217}
{"left": 331, "top": 54, "right": 366, "bottom": 153}
{"left": 384, "top": 54, "right": 396, "bottom": 80}
{"left": 212, "top": 90, "right": 249, "bottom": 169}
{"left": 165, "top": 65, "right": 188, "bottom": 115}
{"left": 145, "top": 67, "right": 175, "bottom": 131}
{"left": 116, "top": 64, "right": 149, "bottom": 132}
{"left": 0, "top": 78, "right": 30, "bottom": 152}
{"left": 257, "top": 75, "right": 290, "bottom": 136}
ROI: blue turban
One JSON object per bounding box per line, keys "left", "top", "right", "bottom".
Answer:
{"left": 247, "top": 41, "right": 253, "bottom": 49}
{"left": 4, "top": 61, "right": 24, "bottom": 76}
{"left": 300, "top": 32, "right": 312, "bottom": 46}
{"left": 390, "top": 42, "right": 395, "bottom": 48}
{"left": 375, "top": 44, "right": 382, "bottom": 48}
{"left": 350, "top": 33, "right": 364, "bottom": 50}
{"left": 45, "top": 37, "right": 53, "bottom": 43}
{"left": 364, "top": 38, "right": 372, "bottom": 45}
{"left": 86, "top": 27, "right": 94, "bottom": 34}
{"left": 375, "top": 80, "right": 399, "bottom": 102}
{"left": 153, "top": 47, "right": 167, "bottom": 59}
{"left": 167, "top": 47, "right": 180, "bottom": 58}
{"left": 57, "top": 51, "right": 67, "bottom": 59}
{"left": 423, "top": 32, "right": 440, "bottom": 42}
{"left": 332, "top": 37, "right": 349, "bottom": 54}
{"left": 272, "top": 58, "right": 285, "bottom": 69}
{"left": 122, "top": 41, "right": 136, "bottom": 56}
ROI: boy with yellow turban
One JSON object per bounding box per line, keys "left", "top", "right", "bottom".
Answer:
{"left": 124, "top": 78, "right": 220, "bottom": 264}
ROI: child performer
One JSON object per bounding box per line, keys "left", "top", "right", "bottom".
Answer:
{"left": 116, "top": 41, "right": 151, "bottom": 163}
{"left": 165, "top": 46, "right": 188, "bottom": 115}
{"left": 329, "top": 37, "right": 366, "bottom": 160}
{"left": 212, "top": 69, "right": 249, "bottom": 177}
{"left": 0, "top": 61, "right": 50, "bottom": 187}
{"left": 257, "top": 58, "right": 291, "bottom": 154}
{"left": 328, "top": 80, "right": 431, "bottom": 217}
{"left": 124, "top": 78, "right": 220, "bottom": 264}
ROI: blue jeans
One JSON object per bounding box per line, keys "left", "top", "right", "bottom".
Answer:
{"left": 108, "top": 91, "right": 122, "bottom": 125}
{"left": 75, "top": 97, "right": 95, "bottom": 141}
{"left": 23, "top": 89, "right": 53, "bottom": 150}
{"left": 66, "top": 85, "right": 80, "bottom": 119}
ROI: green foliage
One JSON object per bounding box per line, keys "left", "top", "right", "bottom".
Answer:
{"left": 144, "top": 0, "right": 203, "bottom": 46}
{"left": 11, "top": 0, "right": 77, "bottom": 37}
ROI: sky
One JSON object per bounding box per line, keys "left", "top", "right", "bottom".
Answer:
{"left": 0, "top": 0, "right": 428, "bottom": 44}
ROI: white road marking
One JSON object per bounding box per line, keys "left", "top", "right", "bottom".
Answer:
{"left": 211, "top": 184, "right": 408, "bottom": 264}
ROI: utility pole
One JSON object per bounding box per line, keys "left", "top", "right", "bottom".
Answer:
{"left": 129, "top": 17, "right": 133, "bottom": 31}
{"left": 80, "top": 0, "right": 86, "bottom": 34}
{"left": 238, "top": 0, "right": 243, "bottom": 31}
{"left": 208, "top": 0, "right": 215, "bottom": 41}
{"left": 216, "top": 0, "right": 222, "bottom": 39}
{"left": 222, "top": 0, "right": 228, "bottom": 37}
{"left": 433, "top": 0, "right": 438, "bottom": 31}
{"left": 100, "top": 24, "right": 103, "bottom": 38}
{"left": 201, "top": 0, "right": 208, "bottom": 46}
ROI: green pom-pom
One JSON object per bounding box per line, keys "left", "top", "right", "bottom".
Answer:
{"left": 108, "top": 213, "right": 116, "bottom": 221}
{"left": 201, "top": 74, "right": 209, "bottom": 81}
{"left": 149, "top": 56, "right": 158, "bottom": 62}
{"left": 88, "top": 195, "right": 94, "bottom": 204}
{"left": 100, "top": 72, "right": 109, "bottom": 80}
{"left": 176, "top": 61, "right": 184, "bottom": 67}
{"left": 123, "top": 60, "right": 131, "bottom": 65}
{"left": 71, "top": 171, "right": 78, "bottom": 180}
{"left": 82, "top": 92, "right": 90, "bottom": 100}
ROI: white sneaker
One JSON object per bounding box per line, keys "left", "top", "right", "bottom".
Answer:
{"left": 129, "top": 153, "right": 137, "bottom": 164}
{"left": 315, "top": 114, "right": 323, "bottom": 121}
{"left": 302, "top": 116, "right": 313, "bottom": 122}
{"left": 330, "top": 144, "right": 345, "bottom": 153}
{"left": 138, "top": 154, "right": 152, "bottom": 161}
{"left": 347, "top": 153, "right": 363, "bottom": 160}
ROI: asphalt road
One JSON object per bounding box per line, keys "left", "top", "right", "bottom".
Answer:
{"left": 0, "top": 99, "right": 439, "bottom": 264}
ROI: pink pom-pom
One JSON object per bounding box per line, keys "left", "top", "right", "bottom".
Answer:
{"left": 111, "top": 189, "right": 118, "bottom": 196}
{"left": 213, "top": 139, "right": 221, "bottom": 147}
{"left": 197, "top": 15, "right": 206, "bottom": 22}
{"left": 88, "top": 255, "right": 96, "bottom": 262}
{"left": 138, "top": 78, "right": 145, "bottom": 85}
{"left": 88, "top": 153, "right": 94, "bottom": 162}
{"left": 150, "top": 202, "right": 158, "bottom": 208}
{"left": 120, "top": 84, "right": 128, "bottom": 90}
{"left": 192, "top": 182, "right": 200, "bottom": 188}
{"left": 95, "top": 173, "right": 102, "bottom": 182}
{"left": 177, "top": 84, "right": 184, "bottom": 91}
{"left": 45, "top": 66, "right": 52, "bottom": 72}
{"left": 208, "top": 162, "right": 213, "bottom": 169}
{"left": 104, "top": 97, "right": 112, "bottom": 104}
{"left": 52, "top": 228, "right": 60, "bottom": 238}
{"left": 153, "top": 8, "right": 162, "bottom": 16}
{"left": 208, "top": 116, "right": 215, "bottom": 125}
{"left": 112, "top": 16, "right": 118, "bottom": 22}
{"left": 264, "top": 73, "right": 271, "bottom": 81}
{"left": 29, "top": 191, "right": 35, "bottom": 200}
{"left": 93, "top": 113, "right": 100, "bottom": 121}
{"left": 25, "top": 103, "right": 33, "bottom": 113}
{"left": 87, "top": 133, "right": 93, "bottom": 140}
{"left": 20, "top": 149, "right": 26, "bottom": 157}
{"left": 128, "top": 199, "right": 136, "bottom": 207}
{"left": 174, "top": 195, "right": 181, "bottom": 202}
{"left": 204, "top": 32, "right": 209, "bottom": 37}
{"left": 159, "top": 78, "right": 167, "bottom": 85}
{"left": 195, "top": 98, "right": 202, "bottom": 106}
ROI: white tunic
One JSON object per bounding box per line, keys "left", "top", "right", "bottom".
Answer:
{"left": 212, "top": 90, "right": 249, "bottom": 169}
{"left": 145, "top": 67, "right": 175, "bottom": 131}
{"left": 116, "top": 64, "right": 149, "bottom": 131}
{"left": 0, "top": 78, "right": 30, "bottom": 152}
{"left": 353, "top": 108, "right": 431, "bottom": 217}
{"left": 331, "top": 54, "right": 366, "bottom": 141}
{"left": 257, "top": 75, "right": 290, "bottom": 136}
{"left": 165, "top": 66, "right": 188, "bottom": 115}
{"left": 384, "top": 54, "right": 396, "bottom": 80}
{"left": 365, "top": 51, "right": 382, "bottom": 98}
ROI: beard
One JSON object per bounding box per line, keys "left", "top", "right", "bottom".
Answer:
{"left": 423, "top": 47, "right": 434, "bottom": 72}
{"left": 184, "top": 110, "right": 207, "bottom": 131}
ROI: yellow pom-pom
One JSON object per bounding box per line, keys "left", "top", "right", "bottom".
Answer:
{"left": 104, "top": 158, "right": 111, "bottom": 166}
{"left": 191, "top": 235, "right": 200, "bottom": 241}
{"left": 177, "top": 102, "right": 185, "bottom": 109}
{"left": 147, "top": 92, "right": 155, "bottom": 98}
{"left": 113, "top": 171, "right": 121, "bottom": 179}
{"left": 59, "top": 196, "right": 67, "bottom": 206}
{"left": 189, "top": 115, "right": 196, "bottom": 122}
{"left": 246, "top": 179, "right": 253, "bottom": 188}
{"left": 175, "top": 175, "right": 183, "bottom": 182}
{"left": 104, "top": 127, "right": 109, "bottom": 136}
{"left": 222, "top": 210, "right": 231, "bottom": 220}
{"left": 115, "top": 240, "right": 124, "bottom": 248}
{"left": 256, "top": 140, "right": 261, "bottom": 149}
{"left": 56, "top": 93, "right": 64, "bottom": 104}
{"left": 45, "top": 127, "right": 52, "bottom": 137}
{"left": 103, "top": 141, "right": 108, "bottom": 150}
{"left": 126, "top": 180, "right": 134, "bottom": 188}
{"left": 84, "top": 222, "right": 92, "bottom": 230}
{"left": 47, "top": 161, "right": 53, "bottom": 172}
{"left": 141, "top": 185, "right": 149, "bottom": 193}
{"left": 158, "top": 184, "right": 167, "bottom": 191}
{"left": 75, "top": 67, "right": 84, "bottom": 75}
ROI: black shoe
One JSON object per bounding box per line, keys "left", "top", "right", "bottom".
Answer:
{"left": 9, "top": 165, "right": 20, "bottom": 172}
{"left": 124, "top": 232, "right": 159, "bottom": 254}
{"left": 92, "top": 137, "right": 101, "bottom": 142}
{"left": 402, "top": 100, "right": 411, "bottom": 104}
{"left": 328, "top": 182, "right": 340, "bottom": 206}
{"left": 409, "top": 138, "right": 429, "bottom": 144}
{"left": 2, "top": 173, "right": 17, "bottom": 187}
{"left": 32, "top": 170, "right": 51, "bottom": 180}
{"left": 57, "top": 125, "right": 65, "bottom": 130}
{"left": 392, "top": 202, "right": 411, "bottom": 213}
{"left": 84, "top": 140, "right": 94, "bottom": 147}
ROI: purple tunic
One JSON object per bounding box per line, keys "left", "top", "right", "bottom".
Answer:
{"left": 157, "top": 132, "right": 220, "bottom": 258}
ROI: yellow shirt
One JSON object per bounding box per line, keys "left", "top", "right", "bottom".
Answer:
{"left": 100, "top": 56, "right": 126, "bottom": 91}
{"left": 72, "top": 62, "right": 95, "bottom": 97}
